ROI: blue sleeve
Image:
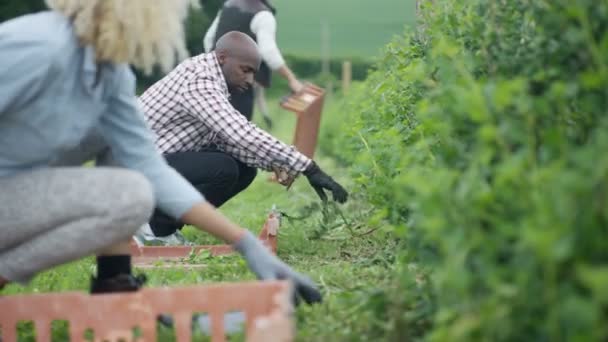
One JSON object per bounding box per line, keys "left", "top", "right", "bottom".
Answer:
{"left": 0, "top": 29, "right": 55, "bottom": 115}
{"left": 99, "top": 66, "right": 204, "bottom": 219}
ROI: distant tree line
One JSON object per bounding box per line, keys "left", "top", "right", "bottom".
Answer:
{"left": 1, "top": 0, "right": 372, "bottom": 88}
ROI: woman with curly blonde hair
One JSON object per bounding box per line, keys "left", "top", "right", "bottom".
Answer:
{"left": 45, "top": 0, "right": 194, "bottom": 74}
{"left": 0, "top": 0, "right": 321, "bottom": 304}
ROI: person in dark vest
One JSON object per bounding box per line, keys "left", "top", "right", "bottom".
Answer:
{"left": 203, "top": 0, "right": 303, "bottom": 123}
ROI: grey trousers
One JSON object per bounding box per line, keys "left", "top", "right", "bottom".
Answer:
{"left": 0, "top": 133, "right": 154, "bottom": 283}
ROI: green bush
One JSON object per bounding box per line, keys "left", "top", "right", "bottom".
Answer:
{"left": 322, "top": 0, "right": 608, "bottom": 340}
{"left": 0, "top": 0, "right": 45, "bottom": 23}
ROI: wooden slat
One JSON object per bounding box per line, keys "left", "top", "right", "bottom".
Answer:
{"left": 130, "top": 211, "right": 279, "bottom": 267}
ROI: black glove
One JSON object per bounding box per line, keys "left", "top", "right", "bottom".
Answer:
{"left": 303, "top": 161, "right": 348, "bottom": 203}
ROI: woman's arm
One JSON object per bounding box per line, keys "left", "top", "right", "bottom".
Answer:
{"left": 277, "top": 65, "right": 303, "bottom": 93}
{"left": 180, "top": 202, "right": 245, "bottom": 243}
{"left": 250, "top": 11, "right": 303, "bottom": 93}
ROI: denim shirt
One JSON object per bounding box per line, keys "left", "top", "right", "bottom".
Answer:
{"left": 0, "top": 12, "right": 203, "bottom": 218}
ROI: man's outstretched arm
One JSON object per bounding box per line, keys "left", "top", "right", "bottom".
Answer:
{"left": 182, "top": 74, "right": 348, "bottom": 203}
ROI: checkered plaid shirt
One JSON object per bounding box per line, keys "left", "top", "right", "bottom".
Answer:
{"left": 139, "top": 52, "right": 311, "bottom": 177}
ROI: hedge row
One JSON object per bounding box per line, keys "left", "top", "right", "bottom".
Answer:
{"left": 136, "top": 54, "right": 373, "bottom": 92}
{"left": 321, "top": 0, "right": 608, "bottom": 340}
{"left": 283, "top": 54, "right": 372, "bottom": 81}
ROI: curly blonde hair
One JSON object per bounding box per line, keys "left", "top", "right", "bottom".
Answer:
{"left": 45, "top": 0, "right": 198, "bottom": 74}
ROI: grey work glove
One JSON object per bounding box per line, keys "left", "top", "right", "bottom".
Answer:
{"left": 303, "top": 161, "right": 348, "bottom": 203}
{"left": 234, "top": 231, "right": 322, "bottom": 305}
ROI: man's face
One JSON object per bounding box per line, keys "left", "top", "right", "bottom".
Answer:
{"left": 218, "top": 53, "right": 260, "bottom": 93}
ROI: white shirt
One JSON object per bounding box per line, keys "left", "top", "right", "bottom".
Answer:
{"left": 203, "top": 10, "right": 286, "bottom": 70}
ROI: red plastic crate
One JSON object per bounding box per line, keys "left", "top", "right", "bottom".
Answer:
{"left": 0, "top": 280, "right": 293, "bottom": 342}
{"left": 130, "top": 210, "right": 280, "bottom": 267}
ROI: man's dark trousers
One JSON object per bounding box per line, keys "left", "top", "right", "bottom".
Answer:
{"left": 149, "top": 149, "right": 257, "bottom": 237}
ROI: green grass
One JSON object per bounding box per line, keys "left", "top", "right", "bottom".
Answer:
{"left": 2, "top": 96, "right": 397, "bottom": 341}
{"left": 273, "top": 0, "right": 417, "bottom": 58}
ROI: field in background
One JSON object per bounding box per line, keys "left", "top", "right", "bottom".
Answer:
{"left": 272, "top": 0, "right": 417, "bottom": 58}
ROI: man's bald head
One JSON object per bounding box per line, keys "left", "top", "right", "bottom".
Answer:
{"left": 216, "top": 31, "right": 261, "bottom": 62}
{"left": 215, "top": 31, "right": 261, "bottom": 92}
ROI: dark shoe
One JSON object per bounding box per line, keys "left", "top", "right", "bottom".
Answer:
{"left": 89, "top": 274, "right": 170, "bottom": 328}
{"left": 90, "top": 274, "right": 147, "bottom": 294}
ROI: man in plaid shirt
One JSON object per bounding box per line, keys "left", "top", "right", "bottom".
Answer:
{"left": 139, "top": 31, "right": 347, "bottom": 238}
